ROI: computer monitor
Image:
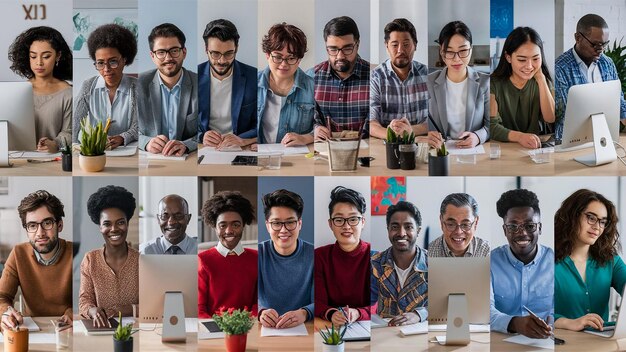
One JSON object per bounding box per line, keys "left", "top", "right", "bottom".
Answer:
{"left": 0, "top": 82, "right": 36, "bottom": 167}
{"left": 428, "top": 257, "right": 490, "bottom": 325}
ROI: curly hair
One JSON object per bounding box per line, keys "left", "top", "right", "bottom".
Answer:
{"left": 328, "top": 186, "right": 366, "bottom": 216}
{"left": 262, "top": 189, "right": 304, "bottom": 220}
{"left": 17, "top": 190, "right": 65, "bottom": 228}
{"left": 496, "top": 189, "right": 540, "bottom": 218}
{"left": 8, "top": 26, "right": 72, "bottom": 81}
{"left": 202, "top": 191, "right": 255, "bottom": 227}
{"left": 386, "top": 201, "right": 421, "bottom": 227}
{"left": 86, "top": 185, "right": 136, "bottom": 225}
{"left": 261, "top": 23, "right": 307, "bottom": 59}
{"left": 555, "top": 189, "right": 620, "bottom": 266}
{"left": 87, "top": 24, "right": 137, "bottom": 65}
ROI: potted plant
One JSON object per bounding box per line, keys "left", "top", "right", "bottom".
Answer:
{"left": 319, "top": 324, "right": 346, "bottom": 352}
{"left": 113, "top": 312, "right": 133, "bottom": 352}
{"left": 428, "top": 142, "right": 449, "bottom": 176}
{"left": 60, "top": 137, "right": 72, "bottom": 172}
{"left": 385, "top": 127, "right": 415, "bottom": 169}
{"left": 212, "top": 307, "right": 254, "bottom": 352}
{"left": 604, "top": 38, "right": 626, "bottom": 132}
{"left": 78, "top": 116, "right": 111, "bottom": 172}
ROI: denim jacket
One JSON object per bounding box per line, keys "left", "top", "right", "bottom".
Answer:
{"left": 257, "top": 66, "right": 315, "bottom": 143}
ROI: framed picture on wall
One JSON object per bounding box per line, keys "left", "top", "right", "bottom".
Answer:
{"left": 72, "top": 9, "right": 138, "bottom": 58}
{"left": 371, "top": 176, "right": 406, "bottom": 215}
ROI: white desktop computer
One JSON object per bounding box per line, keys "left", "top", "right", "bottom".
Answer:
{"left": 0, "top": 82, "right": 36, "bottom": 167}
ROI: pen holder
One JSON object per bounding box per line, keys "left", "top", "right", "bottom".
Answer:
{"left": 3, "top": 327, "right": 28, "bottom": 352}
{"left": 428, "top": 154, "right": 449, "bottom": 176}
{"left": 398, "top": 143, "right": 417, "bottom": 170}
{"left": 384, "top": 141, "right": 400, "bottom": 169}
{"left": 61, "top": 153, "right": 72, "bottom": 172}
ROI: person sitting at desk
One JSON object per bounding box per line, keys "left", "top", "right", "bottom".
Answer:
{"left": 138, "top": 23, "right": 198, "bottom": 156}
{"left": 257, "top": 23, "right": 314, "bottom": 147}
{"left": 491, "top": 189, "right": 553, "bottom": 338}
{"left": 73, "top": 24, "right": 138, "bottom": 149}
{"left": 8, "top": 26, "right": 72, "bottom": 153}
{"left": 428, "top": 193, "right": 490, "bottom": 258}
{"left": 79, "top": 185, "right": 139, "bottom": 327}
{"left": 426, "top": 21, "right": 489, "bottom": 149}
{"left": 198, "top": 191, "right": 258, "bottom": 317}
{"left": 315, "top": 186, "right": 370, "bottom": 325}
{"left": 554, "top": 189, "right": 626, "bottom": 331}
{"left": 371, "top": 200, "right": 427, "bottom": 326}
{"left": 258, "top": 190, "right": 313, "bottom": 329}
{"left": 140, "top": 194, "right": 196, "bottom": 255}
{"left": 490, "top": 27, "right": 555, "bottom": 149}
{"left": 0, "top": 191, "right": 72, "bottom": 330}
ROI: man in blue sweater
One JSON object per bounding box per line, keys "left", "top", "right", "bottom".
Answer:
{"left": 258, "top": 189, "right": 314, "bottom": 329}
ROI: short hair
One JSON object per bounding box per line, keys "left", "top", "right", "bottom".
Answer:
{"left": 158, "top": 194, "right": 189, "bottom": 214}
{"left": 438, "top": 21, "right": 472, "bottom": 51}
{"left": 8, "top": 26, "right": 72, "bottom": 81}
{"left": 384, "top": 18, "right": 417, "bottom": 45}
{"left": 323, "top": 16, "right": 360, "bottom": 42}
{"left": 386, "top": 201, "right": 421, "bottom": 227}
{"left": 495, "top": 189, "right": 540, "bottom": 219}
{"left": 262, "top": 189, "right": 304, "bottom": 220}
{"left": 440, "top": 193, "right": 479, "bottom": 218}
{"left": 87, "top": 23, "right": 137, "bottom": 65}
{"left": 86, "top": 185, "right": 136, "bottom": 224}
{"left": 576, "top": 14, "right": 609, "bottom": 35}
{"left": 202, "top": 191, "right": 255, "bottom": 227}
{"left": 148, "top": 23, "right": 186, "bottom": 51}
{"left": 555, "top": 189, "right": 619, "bottom": 266}
{"left": 202, "top": 19, "right": 240, "bottom": 48}
{"left": 491, "top": 27, "right": 552, "bottom": 84}
{"left": 17, "top": 190, "right": 65, "bottom": 228}
{"left": 328, "top": 186, "right": 366, "bottom": 216}
{"left": 261, "top": 23, "right": 307, "bottom": 59}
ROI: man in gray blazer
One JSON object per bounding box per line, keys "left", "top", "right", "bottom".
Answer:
{"left": 138, "top": 23, "right": 198, "bottom": 155}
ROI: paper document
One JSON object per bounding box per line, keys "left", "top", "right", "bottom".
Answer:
{"left": 370, "top": 314, "right": 390, "bottom": 329}
{"left": 114, "top": 317, "right": 136, "bottom": 326}
{"left": 445, "top": 140, "right": 486, "bottom": 155}
{"left": 140, "top": 150, "right": 188, "bottom": 161}
{"left": 105, "top": 144, "right": 137, "bottom": 157}
{"left": 503, "top": 334, "right": 554, "bottom": 350}
{"left": 258, "top": 143, "right": 309, "bottom": 155}
{"left": 429, "top": 324, "right": 490, "bottom": 333}
{"left": 343, "top": 321, "right": 370, "bottom": 341}
{"left": 21, "top": 316, "right": 40, "bottom": 331}
{"left": 198, "top": 319, "right": 225, "bottom": 340}
{"left": 9, "top": 151, "right": 61, "bottom": 159}
{"left": 261, "top": 323, "right": 308, "bottom": 337}
{"left": 198, "top": 147, "right": 257, "bottom": 165}
{"left": 400, "top": 321, "right": 428, "bottom": 336}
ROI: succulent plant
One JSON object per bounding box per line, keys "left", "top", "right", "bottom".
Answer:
{"left": 79, "top": 117, "right": 111, "bottom": 156}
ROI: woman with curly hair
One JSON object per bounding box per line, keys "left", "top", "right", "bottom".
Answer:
{"left": 79, "top": 185, "right": 138, "bottom": 327}
{"left": 554, "top": 189, "right": 625, "bottom": 331}
{"left": 8, "top": 26, "right": 72, "bottom": 152}
{"left": 73, "top": 23, "right": 138, "bottom": 149}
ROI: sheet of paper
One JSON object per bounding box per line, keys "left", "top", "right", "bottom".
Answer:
{"left": 344, "top": 321, "right": 370, "bottom": 340}
{"left": 370, "top": 314, "right": 390, "bottom": 329}
{"left": 105, "top": 144, "right": 137, "bottom": 157}
{"left": 258, "top": 143, "right": 309, "bottom": 155}
{"left": 113, "top": 317, "right": 136, "bottom": 326}
{"left": 22, "top": 316, "right": 40, "bottom": 331}
{"left": 503, "top": 334, "right": 554, "bottom": 350}
{"left": 444, "top": 140, "right": 486, "bottom": 155}
{"left": 9, "top": 151, "right": 61, "bottom": 159}
{"left": 428, "top": 324, "right": 490, "bottom": 333}
{"left": 198, "top": 147, "right": 257, "bottom": 165}
{"left": 261, "top": 323, "right": 308, "bottom": 337}
{"left": 400, "top": 321, "right": 428, "bottom": 336}
{"left": 140, "top": 150, "right": 188, "bottom": 161}
{"left": 185, "top": 318, "right": 198, "bottom": 333}
{"left": 27, "top": 333, "right": 56, "bottom": 344}
{"left": 198, "top": 319, "right": 225, "bottom": 340}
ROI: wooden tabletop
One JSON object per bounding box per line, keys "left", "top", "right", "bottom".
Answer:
{"left": 0, "top": 158, "right": 69, "bottom": 176}
{"left": 427, "top": 330, "right": 490, "bottom": 351}
{"left": 554, "top": 135, "right": 626, "bottom": 176}
{"left": 138, "top": 151, "right": 198, "bottom": 176}
{"left": 371, "top": 324, "right": 429, "bottom": 352}
{"left": 552, "top": 328, "right": 626, "bottom": 352}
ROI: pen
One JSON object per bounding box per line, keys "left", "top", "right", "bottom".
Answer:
{"left": 428, "top": 115, "right": 446, "bottom": 140}
{"left": 523, "top": 306, "right": 564, "bottom": 344}
{"left": 197, "top": 155, "right": 205, "bottom": 164}
{"left": 338, "top": 306, "right": 351, "bottom": 327}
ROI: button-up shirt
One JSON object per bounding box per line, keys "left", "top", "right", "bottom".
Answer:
{"left": 158, "top": 71, "right": 183, "bottom": 140}
{"left": 139, "top": 234, "right": 197, "bottom": 255}
{"left": 216, "top": 240, "right": 244, "bottom": 257}
{"left": 572, "top": 47, "right": 602, "bottom": 84}
{"left": 90, "top": 75, "right": 134, "bottom": 143}
{"left": 428, "top": 235, "right": 490, "bottom": 258}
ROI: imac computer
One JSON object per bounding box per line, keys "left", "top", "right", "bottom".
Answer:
{"left": 139, "top": 255, "right": 198, "bottom": 342}
{"left": 0, "top": 82, "right": 36, "bottom": 167}
{"left": 556, "top": 80, "right": 621, "bottom": 166}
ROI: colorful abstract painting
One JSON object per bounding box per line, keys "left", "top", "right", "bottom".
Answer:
{"left": 371, "top": 176, "right": 406, "bottom": 215}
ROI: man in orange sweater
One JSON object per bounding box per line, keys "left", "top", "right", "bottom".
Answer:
{"left": 0, "top": 190, "right": 72, "bottom": 330}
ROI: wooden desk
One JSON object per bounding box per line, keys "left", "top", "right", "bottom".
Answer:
{"left": 0, "top": 316, "right": 61, "bottom": 351}
{"left": 314, "top": 318, "right": 369, "bottom": 352}
{"left": 139, "top": 151, "right": 198, "bottom": 176}
{"left": 427, "top": 331, "right": 490, "bottom": 351}
{"left": 258, "top": 321, "right": 314, "bottom": 351}
{"left": 72, "top": 153, "right": 138, "bottom": 176}
{"left": 554, "top": 135, "right": 626, "bottom": 176}
{"left": 552, "top": 328, "right": 626, "bottom": 352}
{"left": 0, "top": 159, "right": 69, "bottom": 176}
{"left": 198, "top": 320, "right": 259, "bottom": 351}
{"left": 371, "top": 325, "right": 428, "bottom": 352}
{"left": 138, "top": 326, "right": 197, "bottom": 351}
{"left": 490, "top": 331, "right": 552, "bottom": 351}
{"left": 73, "top": 317, "right": 140, "bottom": 352}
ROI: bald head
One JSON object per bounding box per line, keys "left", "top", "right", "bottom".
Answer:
{"left": 157, "top": 194, "right": 191, "bottom": 245}
{"left": 159, "top": 194, "right": 189, "bottom": 214}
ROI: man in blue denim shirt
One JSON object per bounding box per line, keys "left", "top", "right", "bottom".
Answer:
{"left": 491, "top": 189, "right": 554, "bottom": 339}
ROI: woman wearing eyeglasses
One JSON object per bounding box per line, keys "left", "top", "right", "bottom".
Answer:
{"left": 554, "top": 189, "right": 626, "bottom": 331}
{"left": 73, "top": 24, "right": 138, "bottom": 149}
{"left": 79, "top": 185, "right": 139, "bottom": 327}
{"left": 427, "top": 21, "right": 489, "bottom": 149}
{"left": 257, "top": 23, "right": 314, "bottom": 146}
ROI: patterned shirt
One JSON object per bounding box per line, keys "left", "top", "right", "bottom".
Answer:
{"left": 370, "top": 59, "right": 429, "bottom": 126}
{"left": 428, "top": 235, "right": 490, "bottom": 258}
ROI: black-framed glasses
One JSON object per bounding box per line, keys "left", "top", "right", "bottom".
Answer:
{"left": 578, "top": 32, "right": 610, "bottom": 50}
{"left": 269, "top": 220, "right": 298, "bottom": 231}
{"left": 503, "top": 222, "right": 540, "bottom": 234}
{"left": 442, "top": 48, "right": 471, "bottom": 59}
{"left": 25, "top": 218, "right": 56, "bottom": 233}
{"left": 326, "top": 44, "right": 356, "bottom": 57}
{"left": 93, "top": 58, "right": 123, "bottom": 70}
{"left": 153, "top": 47, "right": 183, "bottom": 60}
{"left": 208, "top": 50, "right": 236, "bottom": 60}
{"left": 158, "top": 213, "right": 189, "bottom": 222}
{"left": 584, "top": 212, "right": 609, "bottom": 228}
{"left": 443, "top": 219, "right": 476, "bottom": 232}
{"left": 331, "top": 216, "right": 362, "bottom": 227}
{"left": 270, "top": 54, "right": 299, "bottom": 65}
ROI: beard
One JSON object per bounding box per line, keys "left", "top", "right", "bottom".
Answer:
{"left": 332, "top": 58, "right": 352, "bottom": 73}
{"left": 30, "top": 234, "right": 59, "bottom": 254}
{"left": 159, "top": 60, "right": 183, "bottom": 78}
{"left": 392, "top": 56, "right": 410, "bottom": 69}
{"left": 210, "top": 61, "right": 234, "bottom": 77}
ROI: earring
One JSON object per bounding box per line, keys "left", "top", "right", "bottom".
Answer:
{"left": 56, "top": 60, "right": 59, "bottom": 66}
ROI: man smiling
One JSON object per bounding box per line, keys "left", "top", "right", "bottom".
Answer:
{"left": 140, "top": 194, "right": 196, "bottom": 255}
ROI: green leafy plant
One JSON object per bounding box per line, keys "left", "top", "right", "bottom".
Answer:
{"left": 318, "top": 324, "right": 346, "bottom": 345}
{"left": 212, "top": 307, "right": 254, "bottom": 335}
{"left": 604, "top": 37, "right": 626, "bottom": 93}
{"left": 79, "top": 116, "right": 111, "bottom": 156}
{"left": 60, "top": 137, "right": 71, "bottom": 155}
{"left": 113, "top": 312, "right": 133, "bottom": 341}
{"left": 437, "top": 142, "right": 448, "bottom": 157}
{"left": 386, "top": 127, "right": 415, "bottom": 144}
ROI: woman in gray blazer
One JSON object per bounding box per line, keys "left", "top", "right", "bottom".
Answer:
{"left": 427, "top": 21, "right": 489, "bottom": 149}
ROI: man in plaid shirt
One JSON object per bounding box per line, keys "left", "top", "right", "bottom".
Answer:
{"left": 310, "top": 16, "right": 370, "bottom": 140}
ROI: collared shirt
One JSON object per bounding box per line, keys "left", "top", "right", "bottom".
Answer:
{"left": 158, "top": 70, "right": 183, "bottom": 140}
{"left": 428, "top": 235, "right": 490, "bottom": 258}
{"left": 33, "top": 240, "right": 62, "bottom": 266}
{"left": 209, "top": 70, "right": 234, "bottom": 134}
{"left": 310, "top": 56, "right": 370, "bottom": 132}
{"left": 139, "top": 234, "right": 197, "bottom": 255}
{"left": 90, "top": 75, "right": 134, "bottom": 143}
{"left": 370, "top": 59, "right": 429, "bottom": 127}
{"left": 371, "top": 246, "right": 428, "bottom": 320}
{"left": 490, "top": 244, "right": 554, "bottom": 333}
{"left": 571, "top": 47, "right": 602, "bottom": 84}
{"left": 216, "top": 240, "right": 244, "bottom": 257}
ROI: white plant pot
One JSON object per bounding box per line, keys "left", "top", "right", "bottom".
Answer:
{"left": 322, "top": 342, "right": 345, "bottom": 352}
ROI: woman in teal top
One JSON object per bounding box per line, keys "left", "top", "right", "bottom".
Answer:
{"left": 554, "top": 189, "right": 626, "bottom": 331}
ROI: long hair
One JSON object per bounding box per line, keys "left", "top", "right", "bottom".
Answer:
{"left": 491, "top": 26, "right": 552, "bottom": 84}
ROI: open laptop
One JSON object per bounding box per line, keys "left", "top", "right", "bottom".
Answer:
{"left": 584, "top": 288, "right": 626, "bottom": 339}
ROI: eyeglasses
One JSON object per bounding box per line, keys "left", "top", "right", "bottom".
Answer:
{"left": 270, "top": 54, "right": 299, "bottom": 65}
{"left": 442, "top": 48, "right": 471, "bottom": 59}
{"left": 93, "top": 58, "right": 123, "bottom": 70}
{"left": 326, "top": 44, "right": 356, "bottom": 57}
{"left": 269, "top": 220, "right": 298, "bottom": 231}
{"left": 443, "top": 219, "right": 476, "bottom": 232}
{"left": 578, "top": 32, "right": 610, "bottom": 50}
{"left": 584, "top": 212, "right": 609, "bottom": 228}
{"left": 25, "top": 218, "right": 56, "bottom": 233}
{"left": 331, "top": 216, "right": 362, "bottom": 227}
{"left": 503, "top": 222, "right": 540, "bottom": 234}
{"left": 158, "top": 213, "right": 188, "bottom": 221}
{"left": 208, "top": 50, "right": 236, "bottom": 60}
{"left": 153, "top": 47, "right": 183, "bottom": 60}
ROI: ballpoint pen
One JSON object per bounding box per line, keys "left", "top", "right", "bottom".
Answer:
{"left": 338, "top": 306, "right": 351, "bottom": 328}
{"left": 523, "top": 305, "right": 565, "bottom": 344}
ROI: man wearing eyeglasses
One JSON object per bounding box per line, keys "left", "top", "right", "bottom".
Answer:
{"left": 490, "top": 189, "right": 554, "bottom": 339}
{"left": 199, "top": 19, "right": 257, "bottom": 149}
{"left": 310, "top": 16, "right": 370, "bottom": 140}
{"left": 140, "top": 194, "right": 196, "bottom": 255}
{"left": 555, "top": 13, "right": 626, "bottom": 140}
{"left": 138, "top": 23, "right": 198, "bottom": 156}
{"left": 428, "top": 193, "right": 490, "bottom": 257}
{"left": 0, "top": 191, "right": 73, "bottom": 331}
{"left": 258, "top": 189, "right": 313, "bottom": 329}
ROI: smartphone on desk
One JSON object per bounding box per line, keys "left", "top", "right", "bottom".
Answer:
{"left": 202, "top": 321, "right": 222, "bottom": 333}
{"left": 231, "top": 155, "right": 257, "bottom": 166}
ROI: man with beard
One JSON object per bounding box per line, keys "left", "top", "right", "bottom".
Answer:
{"left": 199, "top": 19, "right": 257, "bottom": 148}
{"left": 370, "top": 18, "right": 429, "bottom": 139}
{"left": 0, "top": 190, "right": 73, "bottom": 330}
{"left": 490, "top": 189, "right": 553, "bottom": 338}
{"left": 310, "top": 16, "right": 370, "bottom": 139}
{"left": 140, "top": 194, "right": 197, "bottom": 254}
{"left": 371, "top": 201, "right": 427, "bottom": 326}
{"left": 138, "top": 23, "right": 198, "bottom": 155}
{"left": 555, "top": 14, "right": 626, "bottom": 139}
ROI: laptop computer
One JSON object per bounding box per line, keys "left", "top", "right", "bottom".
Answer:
{"left": 584, "top": 288, "right": 626, "bottom": 339}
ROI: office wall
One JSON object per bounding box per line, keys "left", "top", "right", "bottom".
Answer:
{"left": 373, "top": 0, "right": 428, "bottom": 65}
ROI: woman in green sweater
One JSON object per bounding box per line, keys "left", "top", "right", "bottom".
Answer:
{"left": 554, "top": 189, "right": 626, "bottom": 331}
{"left": 490, "top": 27, "right": 555, "bottom": 149}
